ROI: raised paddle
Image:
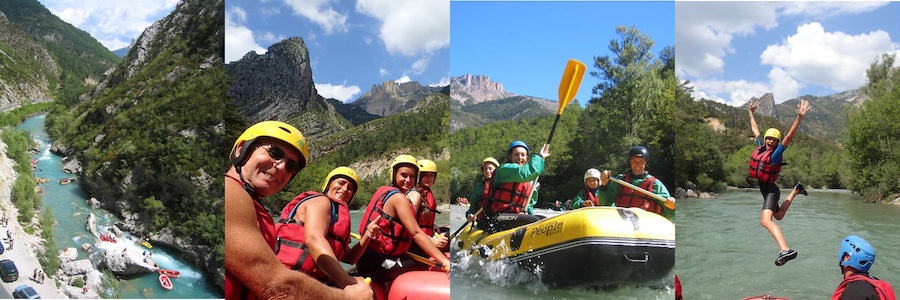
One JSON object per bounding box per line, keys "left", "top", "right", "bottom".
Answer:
{"left": 450, "top": 59, "right": 587, "bottom": 240}
{"left": 609, "top": 177, "right": 676, "bottom": 210}
{"left": 349, "top": 233, "right": 450, "bottom": 272}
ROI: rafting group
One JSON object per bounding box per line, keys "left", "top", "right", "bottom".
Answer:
{"left": 225, "top": 121, "right": 449, "bottom": 300}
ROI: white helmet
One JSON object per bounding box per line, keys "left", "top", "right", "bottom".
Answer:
{"left": 584, "top": 168, "right": 601, "bottom": 181}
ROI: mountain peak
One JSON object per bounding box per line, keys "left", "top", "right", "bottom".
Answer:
{"left": 450, "top": 74, "right": 513, "bottom": 104}
{"left": 351, "top": 80, "right": 440, "bottom": 117}
{"left": 747, "top": 93, "right": 777, "bottom": 118}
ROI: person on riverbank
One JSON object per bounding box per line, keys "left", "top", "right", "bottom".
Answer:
{"left": 570, "top": 168, "right": 609, "bottom": 209}
{"left": 356, "top": 155, "right": 451, "bottom": 283}
{"left": 274, "top": 166, "right": 381, "bottom": 288}
{"left": 409, "top": 159, "right": 448, "bottom": 254}
{"left": 747, "top": 100, "right": 810, "bottom": 266}
{"left": 469, "top": 141, "right": 549, "bottom": 233}
{"left": 598, "top": 146, "right": 676, "bottom": 221}
{"left": 225, "top": 121, "right": 372, "bottom": 300}
{"left": 461, "top": 157, "right": 499, "bottom": 212}
{"left": 832, "top": 235, "right": 896, "bottom": 300}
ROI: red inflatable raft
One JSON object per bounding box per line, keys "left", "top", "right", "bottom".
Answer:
{"left": 371, "top": 270, "right": 449, "bottom": 300}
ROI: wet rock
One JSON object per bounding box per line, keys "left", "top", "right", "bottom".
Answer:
{"left": 699, "top": 192, "right": 717, "bottom": 199}
{"left": 61, "top": 259, "right": 94, "bottom": 276}
{"left": 102, "top": 248, "right": 155, "bottom": 275}
{"left": 87, "top": 197, "right": 101, "bottom": 209}
{"left": 60, "top": 247, "right": 78, "bottom": 263}
{"left": 673, "top": 187, "right": 687, "bottom": 198}
{"left": 686, "top": 189, "right": 699, "bottom": 198}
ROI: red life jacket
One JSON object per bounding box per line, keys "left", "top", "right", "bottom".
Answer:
{"left": 615, "top": 174, "right": 663, "bottom": 215}
{"left": 584, "top": 187, "right": 599, "bottom": 206}
{"left": 416, "top": 188, "right": 437, "bottom": 236}
{"left": 272, "top": 191, "right": 350, "bottom": 282}
{"left": 481, "top": 178, "right": 532, "bottom": 215}
{"left": 360, "top": 186, "right": 413, "bottom": 257}
{"left": 224, "top": 174, "right": 276, "bottom": 300}
{"left": 832, "top": 273, "right": 896, "bottom": 300}
{"left": 749, "top": 146, "right": 783, "bottom": 184}
{"left": 480, "top": 179, "right": 491, "bottom": 200}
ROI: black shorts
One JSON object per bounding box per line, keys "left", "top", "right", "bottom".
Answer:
{"left": 759, "top": 181, "right": 781, "bottom": 213}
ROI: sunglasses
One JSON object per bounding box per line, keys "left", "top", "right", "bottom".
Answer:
{"left": 260, "top": 144, "right": 301, "bottom": 174}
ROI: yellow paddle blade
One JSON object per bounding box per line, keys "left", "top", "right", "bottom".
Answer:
{"left": 557, "top": 59, "right": 586, "bottom": 115}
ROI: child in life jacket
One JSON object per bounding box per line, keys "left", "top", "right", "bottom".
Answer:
{"left": 409, "top": 159, "right": 449, "bottom": 254}
{"left": 570, "top": 168, "right": 609, "bottom": 209}
{"left": 747, "top": 99, "right": 810, "bottom": 266}
{"left": 357, "top": 155, "right": 451, "bottom": 283}
{"left": 462, "top": 157, "right": 499, "bottom": 215}
{"left": 273, "top": 166, "right": 381, "bottom": 288}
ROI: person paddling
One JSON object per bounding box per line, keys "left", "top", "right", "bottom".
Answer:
{"left": 273, "top": 166, "right": 381, "bottom": 288}
{"left": 832, "top": 235, "right": 896, "bottom": 300}
{"left": 224, "top": 121, "right": 371, "bottom": 300}
{"left": 747, "top": 99, "right": 810, "bottom": 266}
{"left": 356, "top": 155, "right": 451, "bottom": 283}
{"left": 598, "top": 146, "right": 676, "bottom": 221}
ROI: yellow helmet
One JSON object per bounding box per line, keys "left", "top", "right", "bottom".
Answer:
{"left": 321, "top": 166, "right": 360, "bottom": 202}
{"left": 764, "top": 128, "right": 782, "bottom": 141}
{"left": 389, "top": 155, "right": 419, "bottom": 185}
{"left": 481, "top": 157, "right": 499, "bottom": 168}
{"left": 418, "top": 159, "right": 437, "bottom": 173}
{"left": 231, "top": 121, "right": 309, "bottom": 174}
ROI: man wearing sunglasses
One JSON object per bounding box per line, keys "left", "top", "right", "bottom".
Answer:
{"left": 225, "top": 121, "right": 372, "bottom": 300}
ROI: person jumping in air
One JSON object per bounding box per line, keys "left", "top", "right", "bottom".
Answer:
{"left": 747, "top": 99, "right": 810, "bottom": 266}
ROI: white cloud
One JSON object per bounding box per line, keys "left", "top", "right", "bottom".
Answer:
{"left": 767, "top": 67, "right": 802, "bottom": 101}
{"left": 379, "top": 68, "right": 388, "bottom": 76}
{"left": 315, "top": 83, "right": 361, "bottom": 103}
{"left": 282, "top": 0, "right": 348, "bottom": 34}
{"left": 410, "top": 56, "right": 430, "bottom": 75}
{"left": 44, "top": 0, "right": 179, "bottom": 50}
{"left": 356, "top": 0, "right": 449, "bottom": 56}
{"left": 429, "top": 77, "right": 450, "bottom": 87}
{"left": 395, "top": 76, "right": 412, "bottom": 84}
{"left": 760, "top": 22, "right": 897, "bottom": 92}
{"left": 676, "top": 2, "right": 889, "bottom": 79}
{"left": 690, "top": 79, "right": 771, "bottom": 106}
{"left": 226, "top": 6, "right": 267, "bottom": 63}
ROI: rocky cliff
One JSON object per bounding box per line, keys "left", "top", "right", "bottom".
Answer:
{"left": 351, "top": 80, "right": 444, "bottom": 117}
{"left": 746, "top": 93, "right": 778, "bottom": 119}
{"left": 742, "top": 89, "right": 867, "bottom": 141}
{"left": 0, "top": 10, "right": 58, "bottom": 107}
{"left": 226, "top": 37, "right": 351, "bottom": 141}
{"left": 450, "top": 74, "right": 513, "bottom": 104}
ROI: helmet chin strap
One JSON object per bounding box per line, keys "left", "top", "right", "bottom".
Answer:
{"left": 235, "top": 165, "right": 261, "bottom": 200}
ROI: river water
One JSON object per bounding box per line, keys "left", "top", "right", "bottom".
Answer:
{"left": 676, "top": 189, "right": 900, "bottom": 299}
{"left": 448, "top": 205, "right": 674, "bottom": 300}
{"left": 17, "top": 114, "right": 222, "bottom": 298}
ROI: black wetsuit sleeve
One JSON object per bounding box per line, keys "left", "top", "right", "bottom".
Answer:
{"left": 839, "top": 280, "right": 880, "bottom": 300}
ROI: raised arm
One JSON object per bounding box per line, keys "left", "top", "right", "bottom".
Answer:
{"left": 781, "top": 100, "right": 810, "bottom": 147}
{"left": 748, "top": 100, "right": 761, "bottom": 139}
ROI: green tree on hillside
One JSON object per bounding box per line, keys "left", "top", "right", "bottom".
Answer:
{"left": 845, "top": 53, "right": 900, "bottom": 202}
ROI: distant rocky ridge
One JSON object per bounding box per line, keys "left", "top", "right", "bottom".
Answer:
{"left": 226, "top": 37, "right": 351, "bottom": 141}
{"left": 741, "top": 89, "right": 867, "bottom": 141}
{"left": 351, "top": 80, "right": 444, "bottom": 117}
{"left": 450, "top": 74, "right": 513, "bottom": 104}
{"left": 0, "top": 10, "right": 57, "bottom": 107}
{"left": 744, "top": 93, "right": 778, "bottom": 119}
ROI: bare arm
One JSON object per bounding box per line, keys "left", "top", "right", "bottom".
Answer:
{"left": 748, "top": 100, "right": 761, "bottom": 138}
{"left": 407, "top": 190, "right": 422, "bottom": 213}
{"left": 224, "top": 177, "right": 352, "bottom": 299}
{"left": 781, "top": 100, "right": 810, "bottom": 147}
{"left": 386, "top": 194, "right": 451, "bottom": 268}
{"left": 302, "top": 196, "right": 355, "bottom": 288}
{"left": 344, "top": 216, "right": 381, "bottom": 265}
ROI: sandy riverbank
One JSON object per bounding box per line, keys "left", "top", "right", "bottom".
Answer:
{"left": 0, "top": 134, "right": 67, "bottom": 298}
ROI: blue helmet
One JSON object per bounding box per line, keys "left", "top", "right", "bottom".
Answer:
{"left": 507, "top": 140, "right": 529, "bottom": 156}
{"left": 839, "top": 235, "right": 875, "bottom": 272}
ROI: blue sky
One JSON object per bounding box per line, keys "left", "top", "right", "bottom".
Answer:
{"left": 677, "top": 2, "right": 900, "bottom": 106}
{"left": 39, "top": 0, "right": 178, "bottom": 51}
{"left": 451, "top": 1, "right": 675, "bottom": 106}
{"left": 225, "top": 0, "right": 450, "bottom": 103}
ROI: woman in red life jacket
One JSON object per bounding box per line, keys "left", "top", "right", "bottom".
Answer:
{"left": 598, "top": 146, "right": 676, "bottom": 221}
{"left": 273, "top": 167, "right": 381, "bottom": 288}
{"left": 224, "top": 121, "right": 371, "bottom": 300}
{"left": 833, "top": 235, "right": 896, "bottom": 300}
{"left": 461, "top": 157, "right": 499, "bottom": 211}
{"left": 470, "top": 141, "right": 550, "bottom": 233}
{"left": 747, "top": 99, "right": 810, "bottom": 266}
{"left": 409, "top": 159, "right": 448, "bottom": 254}
{"left": 357, "top": 155, "right": 451, "bottom": 283}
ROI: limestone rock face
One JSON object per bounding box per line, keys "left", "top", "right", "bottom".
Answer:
{"left": 60, "top": 259, "right": 94, "bottom": 276}
{"left": 450, "top": 74, "right": 513, "bottom": 104}
{"left": 748, "top": 93, "right": 778, "bottom": 119}
{"left": 60, "top": 247, "right": 78, "bottom": 263}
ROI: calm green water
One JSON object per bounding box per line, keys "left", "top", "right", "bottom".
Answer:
{"left": 676, "top": 189, "right": 900, "bottom": 299}
{"left": 17, "top": 114, "right": 222, "bottom": 298}
{"left": 448, "top": 205, "right": 674, "bottom": 300}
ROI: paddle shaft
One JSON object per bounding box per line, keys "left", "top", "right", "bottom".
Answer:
{"left": 450, "top": 207, "right": 481, "bottom": 240}
{"left": 609, "top": 177, "right": 675, "bottom": 209}
{"left": 350, "top": 233, "right": 449, "bottom": 271}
